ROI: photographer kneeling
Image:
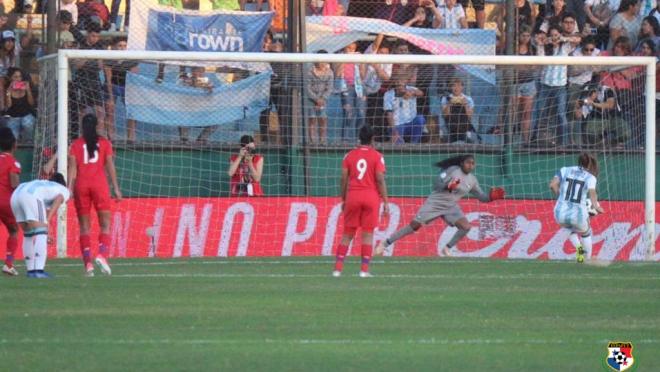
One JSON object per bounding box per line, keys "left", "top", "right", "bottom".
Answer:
{"left": 228, "top": 135, "right": 264, "bottom": 196}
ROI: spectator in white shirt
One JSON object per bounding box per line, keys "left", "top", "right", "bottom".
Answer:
{"left": 384, "top": 80, "right": 426, "bottom": 144}
{"left": 433, "top": 0, "right": 467, "bottom": 29}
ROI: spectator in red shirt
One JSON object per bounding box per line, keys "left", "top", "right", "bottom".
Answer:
{"left": 228, "top": 135, "right": 264, "bottom": 197}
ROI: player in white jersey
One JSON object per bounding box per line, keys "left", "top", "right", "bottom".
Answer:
{"left": 10, "top": 174, "right": 70, "bottom": 278}
{"left": 549, "top": 153, "right": 604, "bottom": 263}
{"left": 376, "top": 154, "right": 505, "bottom": 256}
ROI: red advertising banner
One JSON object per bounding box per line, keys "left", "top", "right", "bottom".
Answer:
{"left": 0, "top": 197, "right": 658, "bottom": 261}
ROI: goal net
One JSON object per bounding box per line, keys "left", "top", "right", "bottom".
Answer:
{"left": 35, "top": 50, "right": 657, "bottom": 261}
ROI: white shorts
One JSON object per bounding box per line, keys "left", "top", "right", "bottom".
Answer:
{"left": 10, "top": 192, "right": 47, "bottom": 224}
{"left": 554, "top": 205, "right": 589, "bottom": 233}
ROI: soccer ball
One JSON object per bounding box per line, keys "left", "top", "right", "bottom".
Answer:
{"left": 612, "top": 350, "right": 627, "bottom": 365}
{"left": 585, "top": 199, "right": 599, "bottom": 216}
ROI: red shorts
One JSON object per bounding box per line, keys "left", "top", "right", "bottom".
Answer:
{"left": 74, "top": 183, "right": 111, "bottom": 216}
{"left": 0, "top": 202, "right": 17, "bottom": 228}
{"left": 343, "top": 190, "right": 381, "bottom": 231}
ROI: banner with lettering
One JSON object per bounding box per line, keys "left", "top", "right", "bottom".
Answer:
{"left": 1, "top": 198, "right": 657, "bottom": 261}
{"left": 129, "top": 1, "right": 273, "bottom": 53}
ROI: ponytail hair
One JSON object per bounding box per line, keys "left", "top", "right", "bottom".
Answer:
{"left": 81, "top": 114, "right": 98, "bottom": 159}
{"left": 435, "top": 154, "right": 474, "bottom": 169}
{"left": 578, "top": 152, "right": 599, "bottom": 177}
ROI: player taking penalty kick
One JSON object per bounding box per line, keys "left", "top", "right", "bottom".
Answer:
{"left": 333, "top": 126, "right": 389, "bottom": 278}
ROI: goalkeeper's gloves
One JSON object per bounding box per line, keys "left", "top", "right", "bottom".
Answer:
{"left": 447, "top": 178, "right": 461, "bottom": 191}
{"left": 489, "top": 187, "right": 505, "bottom": 201}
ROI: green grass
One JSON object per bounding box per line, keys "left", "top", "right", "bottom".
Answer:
{"left": 1, "top": 258, "right": 659, "bottom": 371}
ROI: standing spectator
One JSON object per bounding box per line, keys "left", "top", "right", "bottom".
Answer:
{"left": 363, "top": 36, "right": 392, "bottom": 142}
{"left": 104, "top": 37, "right": 139, "bottom": 143}
{"left": 228, "top": 135, "right": 264, "bottom": 197}
{"left": 67, "top": 114, "right": 122, "bottom": 277}
{"left": 259, "top": 32, "right": 285, "bottom": 144}
{"left": 404, "top": 2, "right": 441, "bottom": 29}
{"left": 0, "top": 30, "right": 23, "bottom": 110}
{"left": 4, "top": 67, "right": 35, "bottom": 143}
{"left": 540, "top": 0, "right": 581, "bottom": 33}
{"left": 333, "top": 125, "right": 389, "bottom": 278}
{"left": 609, "top": 0, "right": 643, "bottom": 50}
{"left": 568, "top": 36, "right": 600, "bottom": 145}
{"left": 635, "top": 16, "right": 660, "bottom": 52}
{"left": 110, "top": 0, "right": 129, "bottom": 29}
{"left": 515, "top": 26, "right": 538, "bottom": 145}
{"left": 434, "top": 0, "right": 468, "bottom": 29}
{"left": 384, "top": 79, "right": 426, "bottom": 144}
{"left": 60, "top": 0, "right": 78, "bottom": 25}
{"left": 73, "top": 22, "right": 106, "bottom": 137}
{"left": 584, "top": 0, "right": 616, "bottom": 49}
{"left": 10, "top": 173, "right": 70, "bottom": 278}
{"left": 650, "top": 2, "right": 660, "bottom": 24}
{"left": 441, "top": 77, "right": 476, "bottom": 143}
{"left": 333, "top": 42, "right": 365, "bottom": 142}
{"left": 305, "top": 51, "right": 334, "bottom": 145}
{"left": 0, "top": 128, "right": 20, "bottom": 276}
{"left": 534, "top": 24, "right": 577, "bottom": 146}
{"left": 178, "top": 66, "right": 215, "bottom": 143}
{"left": 458, "top": 0, "right": 486, "bottom": 28}
{"left": 374, "top": 0, "right": 416, "bottom": 25}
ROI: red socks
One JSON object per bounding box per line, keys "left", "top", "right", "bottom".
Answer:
{"left": 361, "top": 244, "right": 372, "bottom": 273}
{"left": 99, "top": 233, "right": 110, "bottom": 257}
{"left": 80, "top": 234, "right": 92, "bottom": 265}
{"left": 334, "top": 244, "right": 349, "bottom": 272}
{"left": 4, "top": 235, "right": 17, "bottom": 267}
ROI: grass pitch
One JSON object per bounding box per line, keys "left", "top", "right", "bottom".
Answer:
{"left": 1, "top": 257, "right": 658, "bottom": 371}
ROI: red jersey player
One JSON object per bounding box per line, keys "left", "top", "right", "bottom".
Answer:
{"left": 68, "top": 114, "right": 122, "bottom": 276}
{"left": 333, "top": 125, "right": 389, "bottom": 277}
{"left": 0, "top": 128, "right": 21, "bottom": 275}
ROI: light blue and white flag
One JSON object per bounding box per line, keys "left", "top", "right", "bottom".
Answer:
{"left": 306, "top": 16, "right": 496, "bottom": 84}
{"left": 125, "top": 71, "right": 271, "bottom": 127}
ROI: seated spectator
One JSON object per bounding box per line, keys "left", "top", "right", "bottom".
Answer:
{"left": 228, "top": 135, "right": 264, "bottom": 197}
{"left": 433, "top": 0, "right": 468, "bottom": 29}
{"left": 60, "top": 0, "right": 78, "bottom": 25}
{"left": 441, "top": 77, "right": 476, "bottom": 143}
{"left": 305, "top": 50, "right": 334, "bottom": 145}
{"left": 384, "top": 79, "right": 425, "bottom": 144}
{"left": 0, "top": 29, "right": 25, "bottom": 111}
{"left": 577, "top": 84, "right": 629, "bottom": 146}
{"left": 178, "top": 66, "right": 215, "bottom": 144}
{"left": 635, "top": 16, "right": 660, "bottom": 53}
{"left": 4, "top": 67, "right": 35, "bottom": 142}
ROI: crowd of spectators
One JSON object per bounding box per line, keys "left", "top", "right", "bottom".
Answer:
{"left": 0, "top": 0, "right": 657, "bottom": 150}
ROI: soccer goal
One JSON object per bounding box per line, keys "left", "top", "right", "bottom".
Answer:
{"left": 35, "top": 50, "right": 656, "bottom": 261}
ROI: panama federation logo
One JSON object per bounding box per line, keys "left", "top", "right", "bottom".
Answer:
{"left": 605, "top": 342, "right": 635, "bottom": 371}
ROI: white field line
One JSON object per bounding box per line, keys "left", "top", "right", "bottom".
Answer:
{"left": 105, "top": 273, "right": 660, "bottom": 281}
{"left": 43, "top": 258, "right": 659, "bottom": 268}
{"left": 1, "top": 337, "right": 658, "bottom": 346}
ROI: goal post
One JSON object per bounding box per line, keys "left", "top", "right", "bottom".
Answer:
{"left": 45, "top": 49, "right": 656, "bottom": 260}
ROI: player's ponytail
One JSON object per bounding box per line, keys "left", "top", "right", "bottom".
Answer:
{"left": 82, "top": 114, "right": 99, "bottom": 160}
{"left": 435, "top": 154, "right": 474, "bottom": 169}
{"left": 578, "top": 152, "right": 599, "bottom": 177}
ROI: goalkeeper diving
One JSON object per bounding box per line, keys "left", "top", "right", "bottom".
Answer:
{"left": 376, "top": 154, "right": 505, "bottom": 256}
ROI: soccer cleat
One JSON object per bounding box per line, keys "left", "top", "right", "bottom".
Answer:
{"left": 2, "top": 264, "right": 18, "bottom": 276}
{"left": 95, "top": 256, "right": 112, "bottom": 275}
{"left": 332, "top": 270, "right": 342, "bottom": 277}
{"left": 358, "top": 271, "right": 373, "bottom": 278}
{"left": 85, "top": 262, "right": 95, "bottom": 277}
{"left": 375, "top": 240, "right": 387, "bottom": 256}
{"left": 441, "top": 245, "right": 453, "bottom": 257}
{"left": 34, "top": 271, "right": 52, "bottom": 279}
{"left": 576, "top": 245, "right": 585, "bottom": 264}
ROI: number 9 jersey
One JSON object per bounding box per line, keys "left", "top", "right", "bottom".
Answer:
{"left": 342, "top": 145, "right": 386, "bottom": 231}
{"left": 553, "top": 166, "right": 597, "bottom": 232}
